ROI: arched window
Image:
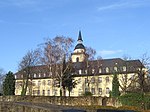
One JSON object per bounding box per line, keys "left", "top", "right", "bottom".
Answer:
{"left": 123, "top": 66, "right": 126, "bottom": 71}
{"left": 76, "top": 57, "right": 79, "bottom": 62}
{"left": 114, "top": 67, "right": 118, "bottom": 72}
{"left": 106, "top": 76, "right": 109, "bottom": 83}
{"left": 99, "top": 68, "right": 102, "bottom": 73}
{"left": 106, "top": 87, "right": 110, "bottom": 94}
{"left": 106, "top": 67, "right": 109, "bottom": 73}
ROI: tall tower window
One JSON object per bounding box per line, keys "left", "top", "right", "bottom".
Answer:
{"left": 76, "top": 57, "right": 79, "bottom": 62}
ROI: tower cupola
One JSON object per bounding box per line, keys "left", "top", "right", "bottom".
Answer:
{"left": 74, "top": 31, "right": 85, "bottom": 50}
{"left": 71, "top": 31, "right": 88, "bottom": 63}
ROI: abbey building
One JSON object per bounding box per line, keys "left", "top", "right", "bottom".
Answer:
{"left": 15, "top": 31, "right": 145, "bottom": 97}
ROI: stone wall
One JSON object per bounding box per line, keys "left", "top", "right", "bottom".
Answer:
{"left": 0, "top": 95, "right": 120, "bottom": 107}
{"left": 0, "top": 96, "right": 121, "bottom": 112}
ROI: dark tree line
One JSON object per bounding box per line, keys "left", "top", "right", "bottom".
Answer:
{"left": 3, "top": 71, "right": 15, "bottom": 95}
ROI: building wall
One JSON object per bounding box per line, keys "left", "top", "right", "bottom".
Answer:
{"left": 71, "top": 53, "right": 86, "bottom": 62}
{"left": 15, "top": 72, "right": 137, "bottom": 97}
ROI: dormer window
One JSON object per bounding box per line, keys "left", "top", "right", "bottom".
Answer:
{"left": 99, "top": 68, "right": 102, "bottom": 73}
{"left": 39, "top": 73, "right": 41, "bottom": 77}
{"left": 123, "top": 66, "right": 126, "bottom": 71}
{"left": 114, "top": 67, "right": 118, "bottom": 72}
{"left": 34, "top": 73, "right": 36, "bottom": 78}
{"left": 85, "top": 69, "right": 87, "bottom": 74}
{"left": 92, "top": 69, "right": 95, "bottom": 74}
{"left": 44, "top": 73, "right": 46, "bottom": 77}
{"left": 79, "top": 70, "right": 82, "bottom": 74}
{"left": 106, "top": 67, "right": 109, "bottom": 73}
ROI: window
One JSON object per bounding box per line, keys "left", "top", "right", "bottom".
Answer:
{"left": 106, "top": 77, "right": 109, "bottom": 83}
{"left": 106, "top": 88, "right": 110, "bottom": 94}
{"left": 98, "top": 88, "right": 102, "bottom": 95}
{"left": 106, "top": 67, "right": 109, "bottom": 73}
{"left": 79, "top": 70, "right": 82, "bottom": 74}
{"left": 29, "top": 74, "right": 31, "bottom": 78}
{"left": 47, "top": 80, "right": 51, "bottom": 85}
{"left": 78, "top": 78, "right": 81, "bottom": 83}
{"left": 78, "top": 89, "right": 82, "bottom": 95}
{"left": 131, "top": 74, "right": 134, "bottom": 80}
{"left": 34, "top": 73, "right": 36, "bottom": 78}
{"left": 85, "top": 78, "right": 88, "bottom": 83}
{"left": 91, "top": 88, "right": 95, "bottom": 94}
{"left": 39, "top": 73, "right": 41, "bottom": 77}
{"left": 49, "top": 72, "right": 52, "bottom": 76}
{"left": 92, "top": 69, "right": 95, "bottom": 74}
{"left": 42, "top": 90, "right": 45, "bottom": 96}
{"left": 47, "top": 90, "right": 50, "bottom": 96}
{"left": 37, "top": 90, "right": 40, "bottom": 95}
{"left": 85, "top": 69, "right": 87, "bottom": 74}
{"left": 76, "top": 57, "right": 79, "bottom": 62}
{"left": 123, "top": 66, "right": 126, "bottom": 71}
{"left": 114, "top": 67, "right": 118, "bottom": 72}
{"left": 53, "top": 80, "right": 58, "bottom": 87}
{"left": 99, "top": 68, "right": 102, "bottom": 73}
{"left": 53, "top": 89, "right": 57, "bottom": 95}
{"left": 42, "top": 80, "right": 46, "bottom": 86}
{"left": 32, "top": 81, "right": 36, "bottom": 86}
{"left": 71, "top": 90, "right": 74, "bottom": 95}
{"left": 98, "top": 77, "right": 102, "bottom": 83}
{"left": 33, "top": 90, "right": 36, "bottom": 95}
{"left": 91, "top": 77, "right": 95, "bottom": 83}
{"left": 44, "top": 73, "right": 46, "bottom": 77}
{"left": 38, "top": 81, "right": 41, "bottom": 86}
{"left": 85, "top": 88, "right": 88, "bottom": 92}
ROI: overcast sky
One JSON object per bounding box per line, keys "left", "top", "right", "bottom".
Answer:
{"left": 0, "top": 0, "right": 150, "bottom": 73}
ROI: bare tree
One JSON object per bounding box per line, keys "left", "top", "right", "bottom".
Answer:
{"left": 119, "top": 53, "right": 150, "bottom": 93}
{"left": 0, "top": 68, "right": 5, "bottom": 94}
{"left": 85, "top": 47, "right": 96, "bottom": 60}
{"left": 137, "top": 53, "right": 150, "bottom": 93}
{"left": 18, "top": 49, "right": 40, "bottom": 96}
{"left": 40, "top": 36, "right": 74, "bottom": 96}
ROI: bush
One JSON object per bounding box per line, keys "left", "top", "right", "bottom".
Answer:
{"left": 119, "top": 93, "right": 150, "bottom": 110}
{"left": 82, "top": 91, "right": 93, "bottom": 96}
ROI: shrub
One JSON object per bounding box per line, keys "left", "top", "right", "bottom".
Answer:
{"left": 119, "top": 93, "right": 150, "bottom": 110}
{"left": 82, "top": 91, "right": 93, "bottom": 96}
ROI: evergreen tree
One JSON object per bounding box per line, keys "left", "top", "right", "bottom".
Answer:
{"left": 3, "top": 71, "right": 15, "bottom": 95}
{"left": 111, "top": 73, "right": 120, "bottom": 97}
{"left": 60, "top": 56, "right": 77, "bottom": 96}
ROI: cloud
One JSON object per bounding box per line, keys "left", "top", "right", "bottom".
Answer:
{"left": 97, "top": 0, "right": 150, "bottom": 11}
{"left": 98, "top": 50, "right": 123, "bottom": 56}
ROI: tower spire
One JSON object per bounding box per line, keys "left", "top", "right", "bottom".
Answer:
{"left": 77, "top": 30, "right": 83, "bottom": 43}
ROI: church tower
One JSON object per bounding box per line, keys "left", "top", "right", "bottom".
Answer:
{"left": 71, "top": 31, "right": 88, "bottom": 62}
